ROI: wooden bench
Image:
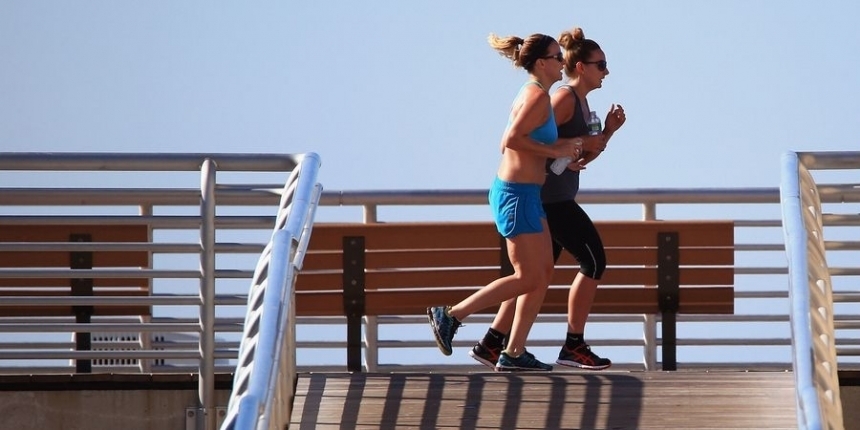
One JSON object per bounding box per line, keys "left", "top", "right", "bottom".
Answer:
{"left": 296, "top": 221, "right": 735, "bottom": 371}
{"left": 0, "top": 224, "right": 151, "bottom": 372}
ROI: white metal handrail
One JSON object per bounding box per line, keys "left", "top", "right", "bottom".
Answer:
{"left": 781, "top": 151, "right": 860, "bottom": 430}
{"left": 220, "top": 153, "right": 322, "bottom": 430}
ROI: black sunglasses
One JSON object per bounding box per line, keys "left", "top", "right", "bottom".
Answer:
{"left": 540, "top": 53, "right": 564, "bottom": 62}
{"left": 582, "top": 60, "right": 608, "bottom": 71}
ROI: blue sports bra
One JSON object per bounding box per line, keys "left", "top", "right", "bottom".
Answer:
{"left": 510, "top": 81, "right": 557, "bottom": 145}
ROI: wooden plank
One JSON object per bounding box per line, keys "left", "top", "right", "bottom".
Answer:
{"left": 0, "top": 278, "right": 149, "bottom": 288}
{"left": 561, "top": 247, "right": 735, "bottom": 266}
{"left": 290, "top": 372, "right": 797, "bottom": 429}
{"left": 0, "top": 289, "right": 149, "bottom": 297}
{"left": 305, "top": 247, "right": 735, "bottom": 271}
{"left": 296, "top": 266, "right": 733, "bottom": 291}
{"left": 306, "top": 222, "right": 500, "bottom": 251}
{"left": 363, "top": 286, "right": 733, "bottom": 315}
{"left": 306, "top": 221, "right": 734, "bottom": 250}
{"left": 0, "top": 288, "right": 152, "bottom": 317}
{"left": 295, "top": 286, "right": 734, "bottom": 317}
{"left": 595, "top": 220, "right": 734, "bottom": 247}
{"left": 0, "top": 225, "right": 149, "bottom": 267}
{"left": 0, "top": 305, "right": 151, "bottom": 318}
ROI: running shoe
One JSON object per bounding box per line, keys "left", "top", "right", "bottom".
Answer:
{"left": 495, "top": 350, "right": 552, "bottom": 372}
{"left": 469, "top": 341, "right": 502, "bottom": 369}
{"left": 556, "top": 343, "right": 612, "bottom": 370}
{"left": 427, "top": 306, "right": 461, "bottom": 356}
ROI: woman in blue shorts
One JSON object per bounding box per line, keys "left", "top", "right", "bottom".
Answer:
{"left": 470, "top": 26, "right": 628, "bottom": 371}
{"left": 427, "top": 32, "right": 583, "bottom": 371}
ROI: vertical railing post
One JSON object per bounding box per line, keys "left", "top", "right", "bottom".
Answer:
{"left": 362, "top": 205, "right": 379, "bottom": 372}
{"left": 199, "top": 159, "right": 217, "bottom": 430}
{"left": 642, "top": 202, "right": 658, "bottom": 371}
{"left": 138, "top": 203, "right": 153, "bottom": 373}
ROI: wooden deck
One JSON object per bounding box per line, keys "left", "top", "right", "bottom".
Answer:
{"left": 290, "top": 370, "right": 798, "bottom": 430}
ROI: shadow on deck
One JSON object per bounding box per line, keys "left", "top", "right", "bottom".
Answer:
{"left": 291, "top": 370, "right": 797, "bottom": 430}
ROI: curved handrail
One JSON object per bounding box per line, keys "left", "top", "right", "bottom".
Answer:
{"left": 220, "top": 152, "right": 322, "bottom": 430}
{"left": 780, "top": 151, "right": 844, "bottom": 430}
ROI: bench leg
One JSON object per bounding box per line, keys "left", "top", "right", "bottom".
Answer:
{"left": 70, "top": 234, "right": 94, "bottom": 374}
{"left": 661, "top": 312, "right": 677, "bottom": 371}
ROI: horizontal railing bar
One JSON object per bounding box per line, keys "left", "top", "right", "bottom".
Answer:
{"left": 0, "top": 365, "right": 240, "bottom": 374}
{"left": 0, "top": 268, "right": 253, "bottom": 279}
{"left": 0, "top": 152, "right": 300, "bottom": 172}
{"left": 0, "top": 296, "right": 247, "bottom": 306}
{"left": 734, "top": 267, "right": 788, "bottom": 275}
{"left": 735, "top": 291, "right": 789, "bottom": 299}
{"left": 0, "top": 215, "right": 274, "bottom": 228}
{"left": 0, "top": 242, "right": 263, "bottom": 253}
{"left": 0, "top": 349, "right": 238, "bottom": 360}
{"left": 735, "top": 244, "right": 787, "bottom": 251}
{"left": 0, "top": 341, "right": 239, "bottom": 349}
{"left": 834, "top": 321, "right": 860, "bottom": 329}
{"left": 826, "top": 241, "right": 860, "bottom": 250}
{"left": 0, "top": 323, "right": 200, "bottom": 332}
{"left": 835, "top": 347, "right": 860, "bottom": 356}
{"left": 834, "top": 293, "right": 860, "bottom": 302}
{"left": 0, "top": 316, "right": 246, "bottom": 324}
{"left": 373, "top": 314, "right": 793, "bottom": 325}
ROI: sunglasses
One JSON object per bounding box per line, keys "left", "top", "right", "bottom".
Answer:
{"left": 540, "top": 53, "right": 564, "bottom": 62}
{"left": 582, "top": 60, "right": 608, "bottom": 71}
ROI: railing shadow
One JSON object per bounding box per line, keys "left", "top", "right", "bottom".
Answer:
{"left": 295, "top": 372, "right": 643, "bottom": 430}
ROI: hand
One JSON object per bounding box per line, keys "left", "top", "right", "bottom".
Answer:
{"left": 581, "top": 134, "right": 607, "bottom": 153}
{"left": 565, "top": 158, "right": 587, "bottom": 172}
{"left": 604, "top": 104, "right": 626, "bottom": 133}
{"left": 557, "top": 138, "right": 583, "bottom": 159}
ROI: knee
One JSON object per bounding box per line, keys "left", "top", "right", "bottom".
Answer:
{"left": 513, "top": 265, "right": 552, "bottom": 293}
{"left": 582, "top": 255, "right": 607, "bottom": 280}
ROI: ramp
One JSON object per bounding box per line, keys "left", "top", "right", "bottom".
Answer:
{"left": 290, "top": 370, "right": 797, "bottom": 429}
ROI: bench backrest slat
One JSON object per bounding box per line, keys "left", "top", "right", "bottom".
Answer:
{"left": 0, "top": 224, "right": 151, "bottom": 317}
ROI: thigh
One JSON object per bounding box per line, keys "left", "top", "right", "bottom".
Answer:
{"left": 545, "top": 200, "right": 604, "bottom": 262}
{"left": 507, "top": 218, "right": 553, "bottom": 272}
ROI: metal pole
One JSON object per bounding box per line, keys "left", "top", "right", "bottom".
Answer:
{"left": 139, "top": 203, "right": 153, "bottom": 374}
{"left": 642, "top": 202, "right": 658, "bottom": 371}
{"left": 363, "top": 205, "right": 379, "bottom": 371}
{"left": 199, "top": 159, "right": 217, "bottom": 430}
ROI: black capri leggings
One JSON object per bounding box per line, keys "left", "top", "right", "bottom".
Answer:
{"left": 543, "top": 200, "right": 607, "bottom": 280}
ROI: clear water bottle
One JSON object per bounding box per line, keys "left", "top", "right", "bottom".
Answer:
{"left": 549, "top": 140, "right": 582, "bottom": 175}
{"left": 587, "top": 110, "right": 602, "bottom": 136}
{"left": 550, "top": 111, "right": 601, "bottom": 175}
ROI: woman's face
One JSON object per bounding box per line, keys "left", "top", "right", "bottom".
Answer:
{"left": 537, "top": 41, "right": 565, "bottom": 83}
{"left": 580, "top": 49, "right": 609, "bottom": 89}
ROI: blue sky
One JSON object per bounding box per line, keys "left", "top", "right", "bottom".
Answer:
{"left": 3, "top": 1, "right": 858, "bottom": 368}
{"left": 3, "top": 1, "right": 859, "bottom": 193}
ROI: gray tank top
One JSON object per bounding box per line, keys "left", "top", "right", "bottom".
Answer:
{"left": 542, "top": 86, "right": 588, "bottom": 203}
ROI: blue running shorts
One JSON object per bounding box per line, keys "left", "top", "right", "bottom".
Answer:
{"left": 488, "top": 177, "right": 545, "bottom": 238}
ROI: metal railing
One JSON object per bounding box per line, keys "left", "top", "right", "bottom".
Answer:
{"left": 220, "top": 154, "right": 321, "bottom": 430}
{"left": 781, "top": 151, "right": 860, "bottom": 430}
{"left": 295, "top": 187, "right": 860, "bottom": 373}
{"left": 0, "top": 152, "right": 319, "bottom": 430}
{"left": 2, "top": 152, "right": 860, "bottom": 429}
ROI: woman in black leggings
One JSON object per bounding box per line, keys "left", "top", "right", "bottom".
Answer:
{"left": 470, "top": 26, "right": 626, "bottom": 370}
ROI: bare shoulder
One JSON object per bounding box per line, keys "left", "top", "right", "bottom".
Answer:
{"left": 519, "top": 84, "right": 550, "bottom": 108}
{"left": 551, "top": 85, "right": 575, "bottom": 104}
